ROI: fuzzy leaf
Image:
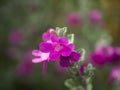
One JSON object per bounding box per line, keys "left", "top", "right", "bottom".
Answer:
{"left": 65, "top": 78, "right": 85, "bottom": 90}
{"left": 56, "top": 27, "right": 67, "bottom": 36}
{"left": 67, "top": 34, "right": 74, "bottom": 43}
{"left": 84, "top": 63, "right": 95, "bottom": 79}
{"left": 76, "top": 48, "right": 86, "bottom": 67}
{"left": 65, "top": 79, "right": 77, "bottom": 88}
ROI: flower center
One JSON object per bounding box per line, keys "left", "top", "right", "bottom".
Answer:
{"left": 55, "top": 44, "right": 63, "bottom": 51}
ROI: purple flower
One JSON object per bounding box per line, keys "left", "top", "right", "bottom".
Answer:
{"left": 115, "top": 47, "right": 120, "bottom": 60}
{"left": 91, "top": 45, "right": 120, "bottom": 66}
{"left": 32, "top": 28, "right": 81, "bottom": 74}
{"left": 17, "top": 50, "right": 34, "bottom": 76}
{"left": 89, "top": 10, "right": 102, "bottom": 24}
{"left": 32, "top": 50, "right": 50, "bottom": 63}
{"left": 107, "top": 47, "right": 120, "bottom": 63}
{"left": 32, "top": 50, "right": 50, "bottom": 74}
{"left": 59, "top": 56, "right": 71, "bottom": 67}
{"left": 40, "top": 36, "right": 75, "bottom": 61}
{"left": 59, "top": 51, "right": 81, "bottom": 67}
{"left": 9, "top": 31, "right": 22, "bottom": 45}
{"left": 32, "top": 29, "right": 57, "bottom": 74}
{"left": 91, "top": 46, "right": 108, "bottom": 66}
{"left": 66, "top": 13, "right": 81, "bottom": 26}
{"left": 42, "top": 28, "right": 56, "bottom": 42}
{"left": 109, "top": 66, "right": 120, "bottom": 82}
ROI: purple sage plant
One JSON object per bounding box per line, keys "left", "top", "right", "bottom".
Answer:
{"left": 32, "top": 27, "right": 95, "bottom": 90}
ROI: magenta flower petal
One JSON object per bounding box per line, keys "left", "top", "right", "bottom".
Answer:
{"left": 61, "top": 46, "right": 72, "bottom": 56}
{"left": 32, "top": 49, "right": 50, "bottom": 63}
{"left": 115, "top": 47, "right": 120, "bottom": 56}
{"left": 107, "top": 47, "right": 119, "bottom": 63}
{"left": 32, "top": 58, "right": 44, "bottom": 63}
{"left": 91, "top": 53, "right": 107, "bottom": 66}
{"left": 50, "top": 51, "right": 60, "bottom": 61}
{"left": 42, "top": 61, "right": 48, "bottom": 75}
{"left": 70, "top": 52, "right": 81, "bottom": 62}
{"left": 32, "top": 50, "right": 41, "bottom": 56}
{"left": 42, "top": 31, "right": 51, "bottom": 41}
{"left": 114, "top": 47, "right": 120, "bottom": 60}
{"left": 68, "top": 44, "right": 75, "bottom": 51}
{"left": 59, "top": 56, "right": 70, "bottom": 67}
{"left": 51, "top": 35, "right": 59, "bottom": 42}
{"left": 39, "top": 42, "right": 53, "bottom": 52}
{"left": 59, "top": 37, "right": 68, "bottom": 45}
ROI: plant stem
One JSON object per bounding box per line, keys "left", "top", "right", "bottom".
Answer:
{"left": 86, "top": 78, "right": 92, "bottom": 90}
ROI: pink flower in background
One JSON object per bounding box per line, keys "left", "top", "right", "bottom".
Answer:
{"left": 17, "top": 50, "right": 34, "bottom": 76}
{"left": 9, "top": 31, "right": 22, "bottom": 45}
{"left": 66, "top": 13, "right": 81, "bottom": 26}
{"left": 107, "top": 47, "right": 120, "bottom": 63}
{"left": 115, "top": 47, "right": 120, "bottom": 59}
{"left": 91, "top": 46, "right": 108, "bottom": 66}
{"left": 91, "top": 45, "right": 120, "bottom": 66}
{"left": 109, "top": 66, "right": 120, "bottom": 82}
{"left": 89, "top": 10, "right": 102, "bottom": 24}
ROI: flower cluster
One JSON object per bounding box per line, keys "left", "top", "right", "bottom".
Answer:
{"left": 91, "top": 45, "right": 120, "bottom": 66}
{"left": 32, "top": 28, "right": 81, "bottom": 74}
{"left": 66, "top": 9, "right": 102, "bottom": 26}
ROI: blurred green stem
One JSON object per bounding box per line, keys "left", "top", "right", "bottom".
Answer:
{"left": 86, "top": 78, "right": 92, "bottom": 90}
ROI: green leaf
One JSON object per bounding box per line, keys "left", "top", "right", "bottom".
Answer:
{"left": 67, "top": 34, "right": 74, "bottom": 43}
{"left": 79, "top": 48, "right": 86, "bottom": 62}
{"left": 65, "top": 79, "right": 85, "bottom": 90}
{"left": 77, "top": 48, "right": 86, "bottom": 67}
{"left": 56, "top": 27, "right": 67, "bottom": 36}
{"left": 65, "top": 78, "right": 78, "bottom": 88}
{"left": 84, "top": 63, "right": 95, "bottom": 78}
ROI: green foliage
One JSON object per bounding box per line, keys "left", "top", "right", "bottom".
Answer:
{"left": 56, "top": 27, "right": 67, "bottom": 37}
{"left": 67, "top": 34, "right": 74, "bottom": 44}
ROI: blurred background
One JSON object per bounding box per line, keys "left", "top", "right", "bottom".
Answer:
{"left": 0, "top": 0, "right": 120, "bottom": 90}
